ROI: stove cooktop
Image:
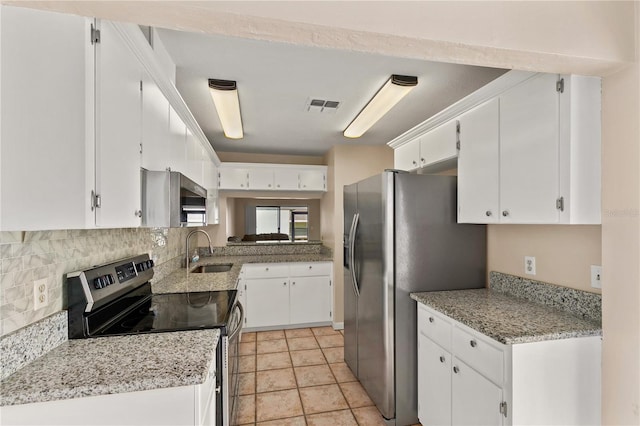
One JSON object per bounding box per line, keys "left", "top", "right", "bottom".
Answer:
{"left": 98, "top": 290, "right": 238, "bottom": 336}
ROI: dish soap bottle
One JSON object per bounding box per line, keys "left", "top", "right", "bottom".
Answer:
{"left": 191, "top": 250, "right": 200, "bottom": 263}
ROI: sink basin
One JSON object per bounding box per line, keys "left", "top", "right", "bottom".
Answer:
{"left": 190, "top": 263, "right": 233, "bottom": 273}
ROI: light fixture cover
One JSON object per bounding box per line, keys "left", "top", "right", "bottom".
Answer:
{"left": 344, "top": 75, "right": 418, "bottom": 138}
{"left": 208, "top": 79, "right": 243, "bottom": 139}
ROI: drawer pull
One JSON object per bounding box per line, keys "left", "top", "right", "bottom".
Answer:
{"left": 309, "top": 266, "right": 312, "bottom": 269}
{"left": 292, "top": 281, "right": 296, "bottom": 285}
{"left": 485, "top": 210, "right": 492, "bottom": 217}
{"left": 428, "top": 317, "right": 434, "bottom": 323}
{"left": 439, "top": 356, "right": 445, "bottom": 363}
{"left": 265, "top": 267, "right": 269, "bottom": 271}
{"left": 470, "top": 340, "right": 477, "bottom": 348}
{"left": 283, "top": 282, "right": 287, "bottom": 286}
{"left": 453, "top": 366, "right": 460, "bottom": 374}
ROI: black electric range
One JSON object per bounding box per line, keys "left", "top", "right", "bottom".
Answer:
{"left": 66, "top": 254, "right": 243, "bottom": 426}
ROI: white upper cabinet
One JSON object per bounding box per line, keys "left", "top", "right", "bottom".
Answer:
{"left": 203, "top": 158, "right": 219, "bottom": 225}
{"left": 499, "top": 73, "right": 560, "bottom": 223}
{"left": 248, "top": 168, "right": 275, "bottom": 190}
{"left": 274, "top": 169, "right": 300, "bottom": 190}
{"left": 94, "top": 20, "right": 143, "bottom": 228}
{"left": 218, "top": 163, "right": 327, "bottom": 192}
{"left": 168, "top": 106, "right": 188, "bottom": 174}
{"left": 457, "top": 73, "right": 601, "bottom": 224}
{"left": 393, "top": 119, "right": 458, "bottom": 172}
{"left": 394, "top": 140, "right": 421, "bottom": 171}
{"left": 419, "top": 119, "right": 458, "bottom": 168}
{"left": 457, "top": 99, "right": 500, "bottom": 223}
{"left": 299, "top": 168, "right": 326, "bottom": 191}
{"left": 0, "top": 6, "right": 91, "bottom": 231}
{"left": 218, "top": 167, "right": 249, "bottom": 190}
{"left": 141, "top": 74, "right": 170, "bottom": 172}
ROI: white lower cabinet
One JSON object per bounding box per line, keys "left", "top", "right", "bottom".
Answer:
{"left": 240, "top": 262, "right": 333, "bottom": 330}
{"left": 417, "top": 304, "right": 601, "bottom": 426}
{"left": 0, "top": 372, "right": 216, "bottom": 426}
{"left": 245, "top": 277, "right": 290, "bottom": 328}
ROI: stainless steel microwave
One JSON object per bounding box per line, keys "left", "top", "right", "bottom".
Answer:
{"left": 141, "top": 169, "right": 207, "bottom": 227}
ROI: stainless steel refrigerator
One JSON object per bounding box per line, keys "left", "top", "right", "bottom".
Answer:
{"left": 343, "top": 172, "right": 486, "bottom": 425}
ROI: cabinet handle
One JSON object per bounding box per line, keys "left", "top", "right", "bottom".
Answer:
{"left": 421, "top": 158, "right": 425, "bottom": 164}
{"left": 428, "top": 317, "right": 434, "bottom": 323}
{"left": 502, "top": 210, "right": 509, "bottom": 217}
{"left": 283, "top": 282, "right": 287, "bottom": 286}
{"left": 135, "top": 210, "right": 142, "bottom": 218}
{"left": 277, "top": 184, "right": 280, "bottom": 188}
{"left": 240, "top": 184, "right": 244, "bottom": 187}
{"left": 485, "top": 210, "right": 492, "bottom": 217}
{"left": 292, "top": 281, "right": 296, "bottom": 285}
{"left": 453, "top": 366, "right": 460, "bottom": 374}
{"left": 439, "top": 356, "right": 445, "bottom": 363}
{"left": 309, "top": 266, "right": 313, "bottom": 269}
{"left": 412, "top": 160, "right": 417, "bottom": 166}
{"left": 265, "top": 267, "right": 269, "bottom": 271}
{"left": 470, "top": 340, "right": 477, "bottom": 348}
{"left": 268, "top": 184, "right": 272, "bottom": 188}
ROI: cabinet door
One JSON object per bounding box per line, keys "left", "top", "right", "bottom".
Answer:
{"left": 274, "top": 169, "right": 300, "bottom": 190}
{"left": 219, "top": 168, "right": 249, "bottom": 189}
{"left": 204, "top": 160, "right": 220, "bottom": 225}
{"left": 248, "top": 168, "right": 275, "bottom": 190}
{"left": 95, "top": 20, "right": 142, "bottom": 228}
{"left": 394, "top": 139, "right": 420, "bottom": 171}
{"left": 289, "top": 276, "right": 331, "bottom": 324}
{"left": 168, "top": 106, "right": 187, "bottom": 173}
{"left": 452, "top": 358, "right": 503, "bottom": 426}
{"left": 141, "top": 74, "right": 170, "bottom": 171}
{"left": 499, "top": 73, "right": 560, "bottom": 223}
{"left": 185, "top": 128, "right": 203, "bottom": 185}
{"left": 245, "top": 278, "right": 289, "bottom": 328}
{"left": 299, "top": 169, "right": 326, "bottom": 191}
{"left": 0, "top": 6, "right": 90, "bottom": 231}
{"left": 418, "top": 334, "right": 452, "bottom": 426}
{"left": 457, "top": 99, "right": 500, "bottom": 223}
{"left": 419, "top": 119, "right": 458, "bottom": 168}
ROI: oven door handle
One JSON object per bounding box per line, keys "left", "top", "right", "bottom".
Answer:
{"left": 229, "top": 302, "right": 244, "bottom": 342}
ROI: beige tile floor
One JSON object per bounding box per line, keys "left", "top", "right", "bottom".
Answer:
{"left": 234, "top": 326, "right": 392, "bottom": 426}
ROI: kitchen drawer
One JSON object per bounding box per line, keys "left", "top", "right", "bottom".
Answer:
{"left": 452, "top": 325, "right": 504, "bottom": 385}
{"left": 418, "top": 305, "right": 452, "bottom": 351}
{"left": 241, "top": 263, "right": 290, "bottom": 279}
{"left": 289, "top": 262, "right": 332, "bottom": 277}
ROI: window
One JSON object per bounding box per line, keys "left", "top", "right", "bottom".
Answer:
{"left": 255, "top": 206, "right": 308, "bottom": 241}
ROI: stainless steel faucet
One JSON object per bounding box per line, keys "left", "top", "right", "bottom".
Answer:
{"left": 186, "top": 229, "right": 214, "bottom": 270}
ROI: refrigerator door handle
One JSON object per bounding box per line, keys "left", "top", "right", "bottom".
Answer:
{"left": 350, "top": 212, "right": 360, "bottom": 297}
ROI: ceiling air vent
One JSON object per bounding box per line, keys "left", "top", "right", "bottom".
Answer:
{"left": 306, "top": 98, "right": 341, "bottom": 114}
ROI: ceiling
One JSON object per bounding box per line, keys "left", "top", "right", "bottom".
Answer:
{"left": 157, "top": 28, "right": 507, "bottom": 157}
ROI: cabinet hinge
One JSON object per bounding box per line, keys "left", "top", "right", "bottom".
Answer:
{"left": 556, "top": 78, "right": 565, "bottom": 93}
{"left": 556, "top": 196, "right": 565, "bottom": 212}
{"left": 456, "top": 120, "right": 461, "bottom": 150}
{"left": 90, "top": 23, "right": 101, "bottom": 45}
{"left": 499, "top": 401, "right": 508, "bottom": 417}
{"left": 91, "top": 190, "right": 101, "bottom": 211}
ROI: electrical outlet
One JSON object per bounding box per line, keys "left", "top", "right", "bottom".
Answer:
{"left": 33, "top": 278, "right": 48, "bottom": 310}
{"left": 591, "top": 265, "right": 602, "bottom": 289}
{"left": 524, "top": 256, "right": 536, "bottom": 275}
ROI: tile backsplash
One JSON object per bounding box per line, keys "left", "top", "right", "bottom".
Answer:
{"left": 0, "top": 228, "right": 189, "bottom": 336}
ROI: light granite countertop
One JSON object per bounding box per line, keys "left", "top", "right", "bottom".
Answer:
{"left": 411, "top": 289, "right": 602, "bottom": 345}
{"left": 152, "top": 253, "right": 333, "bottom": 294}
{"left": 0, "top": 329, "right": 219, "bottom": 406}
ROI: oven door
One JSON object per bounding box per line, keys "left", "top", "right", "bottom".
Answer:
{"left": 218, "top": 301, "right": 243, "bottom": 426}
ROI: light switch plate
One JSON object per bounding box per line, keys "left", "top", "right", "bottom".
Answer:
{"left": 591, "top": 265, "right": 602, "bottom": 289}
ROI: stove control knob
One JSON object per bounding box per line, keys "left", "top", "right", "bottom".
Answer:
{"left": 94, "top": 277, "right": 103, "bottom": 289}
{"left": 148, "top": 259, "right": 155, "bottom": 268}
{"left": 107, "top": 274, "right": 115, "bottom": 285}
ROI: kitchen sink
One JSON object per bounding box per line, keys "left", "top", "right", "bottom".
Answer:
{"left": 190, "top": 263, "right": 234, "bottom": 273}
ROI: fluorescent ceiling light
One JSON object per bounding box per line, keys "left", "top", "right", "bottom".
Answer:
{"left": 208, "top": 79, "right": 243, "bottom": 139}
{"left": 344, "top": 75, "right": 418, "bottom": 139}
